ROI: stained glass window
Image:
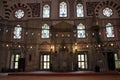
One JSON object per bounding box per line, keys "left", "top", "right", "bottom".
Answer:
{"left": 106, "top": 23, "right": 114, "bottom": 38}
{"left": 77, "top": 23, "right": 86, "bottom": 38}
{"left": 13, "top": 24, "right": 22, "bottom": 39}
{"left": 76, "top": 3, "right": 84, "bottom": 17}
{"left": 41, "top": 24, "right": 50, "bottom": 38}
{"left": 43, "top": 4, "right": 50, "bottom": 18}
{"left": 103, "top": 8, "right": 113, "bottom": 17}
{"left": 59, "top": 2, "right": 67, "bottom": 17}
{"left": 15, "top": 9, "right": 24, "bottom": 19}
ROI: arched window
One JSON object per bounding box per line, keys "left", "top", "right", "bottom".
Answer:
{"left": 76, "top": 3, "right": 84, "bottom": 17}
{"left": 41, "top": 24, "right": 50, "bottom": 38}
{"left": 59, "top": 2, "right": 67, "bottom": 17}
{"left": 77, "top": 23, "right": 86, "bottom": 38}
{"left": 43, "top": 4, "right": 50, "bottom": 18}
{"left": 13, "top": 24, "right": 22, "bottom": 39}
{"left": 106, "top": 23, "right": 114, "bottom": 38}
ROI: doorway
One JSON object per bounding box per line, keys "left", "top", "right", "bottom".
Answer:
{"left": 107, "top": 52, "right": 115, "bottom": 70}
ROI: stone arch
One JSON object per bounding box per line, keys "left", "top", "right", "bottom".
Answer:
{"left": 3, "top": 0, "right": 9, "bottom": 19}
{"left": 95, "top": 0, "right": 120, "bottom": 17}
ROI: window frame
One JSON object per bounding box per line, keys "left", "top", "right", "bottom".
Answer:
{"left": 114, "top": 53, "right": 120, "bottom": 69}
{"left": 41, "top": 24, "right": 50, "bottom": 39}
{"left": 13, "top": 24, "right": 22, "bottom": 40}
{"left": 77, "top": 23, "right": 86, "bottom": 38}
{"left": 76, "top": 3, "right": 84, "bottom": 18}
{"left": 42, "top": 4, "right": 50, "bottom": 18}
{"left": 40, "top": 53, "right": 51, "bottom": 70}
{"left": 10, "top": 53, "right": 20, "bottom": 69}
{"left": 77, "top": 51, "right": 88, "bottom": 70}
{"left": 105, "top": 23, "right": 115, "bottom": 38}
{"left": 59, "top": 1, "right": 68, "bottom": 18}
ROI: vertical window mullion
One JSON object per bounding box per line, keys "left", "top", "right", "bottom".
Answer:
{"left": 13, "top": 54, "right": 16, "bottom": 69}
{"left": 77, "top": 53, "right": 88, "bottom": 69}
{"left": 41, "top": 54, "right": 50, "bottom": 70}
{"left": 10, "top": 54, "right": 14, "bottom": 69}
{"left": 10, "top": 54, "right": 20, "bottom": 69}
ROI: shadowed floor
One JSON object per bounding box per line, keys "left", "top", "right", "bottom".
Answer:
{"left": 0, "top": 71, "right": 120, "bottom": 80}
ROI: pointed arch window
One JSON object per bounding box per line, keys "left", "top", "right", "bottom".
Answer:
{"left": 59, "top": 2, "right": 67, "bottom": 17}
{"left": 41, "top": 24, "right": 50, "bottom": 38}
{"left": 43, "top": 4, "right": 50, "bottom": 18}
{"left": 106, "top": 23, "right": 114, "bottom": 38}
{"left": 77, "top": 23, "right": 86, "bottom": 38}
{"left": 13, "top": 24, "right": 22, "bottom": 39}
{"left": 76, "top": 3, "right": 84, "bottom": 17}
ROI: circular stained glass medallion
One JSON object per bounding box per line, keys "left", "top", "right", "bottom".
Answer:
{"left": 15, "top": 9, "right": 24, "bottom": 19}
{"left": 103, "top": 7, "right": 113, "bottom": 17}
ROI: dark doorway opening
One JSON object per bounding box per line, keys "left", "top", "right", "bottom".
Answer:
{"left": 107, "top": 52, "right": 115, "bottom": 70}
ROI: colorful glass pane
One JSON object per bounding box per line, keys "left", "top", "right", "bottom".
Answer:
{"left": 15, "top": 9, "right": 24, "bottom": 19}
{"left": 103, "top": 8, "right": 113, "bottom": 17}
{"left": 59, "top": 2, "right": 67, "bottom": 17}
{"left": 106, "top": 23, "right": 114, "bottom": 38}
{"left": 13, "top": 24, "right": 22, "bottom": 39}
{"left": 43, "top": 4, "right": 50, "bottom": 18}
{"left": 76, "top": 3, "right": 84, "bottom": 17}
{"left": 77, "top": 23, "right": 86, "bottom": 38}
{"left": 41, "top": 24, "right": 49, "bottom": 38}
